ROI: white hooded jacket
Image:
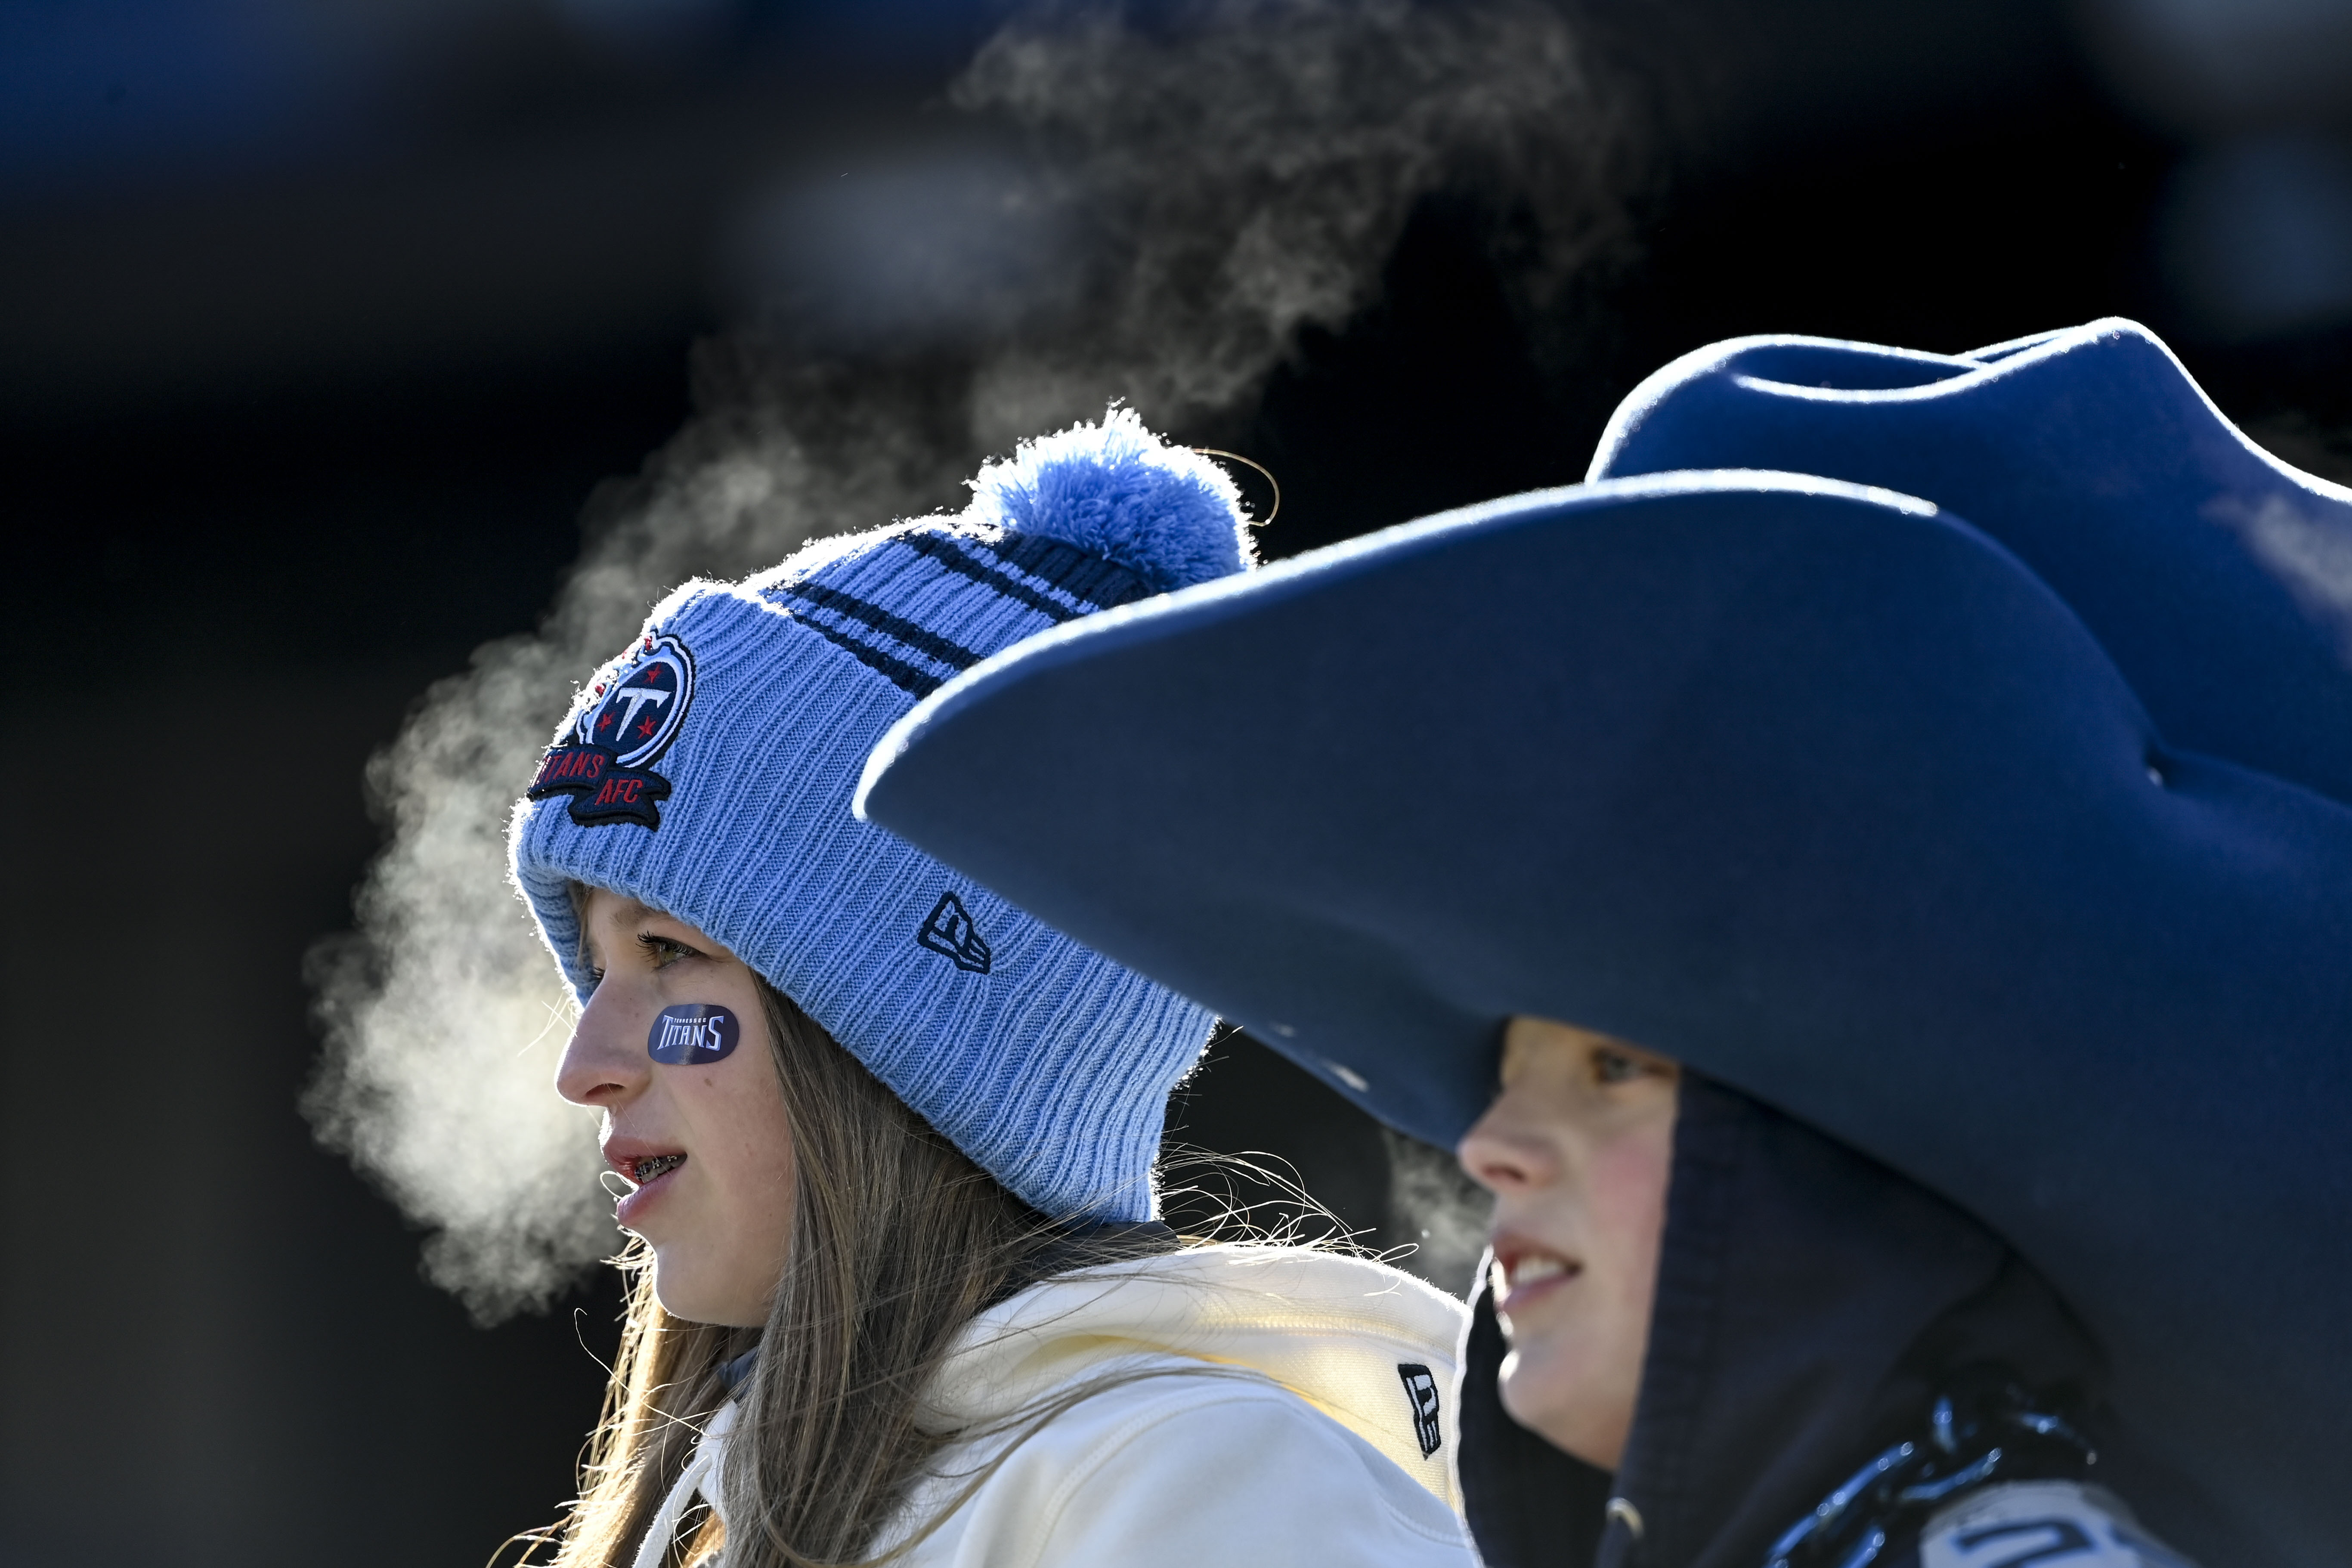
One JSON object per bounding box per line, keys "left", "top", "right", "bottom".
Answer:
{"left": 635, "top": 1244, "right": 1477, "bottom": 1568}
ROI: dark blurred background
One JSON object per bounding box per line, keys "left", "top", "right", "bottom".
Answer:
{"left": 6, "top": 0, "right": 2349, "bottom": 1564}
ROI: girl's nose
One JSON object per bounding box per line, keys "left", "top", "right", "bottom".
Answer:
{"left": 1457, "top": 1097, "right": 1563, "bottom": 1194}
{"left": 556, "top": 989, "right": 649, "bottom": 1108}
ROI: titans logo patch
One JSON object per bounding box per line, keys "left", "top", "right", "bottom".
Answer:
{"left": 527, "top": 634, "right": 697, "bottom": 829}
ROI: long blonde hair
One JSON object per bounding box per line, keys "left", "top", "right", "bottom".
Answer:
{"left": 535, "top": 978, "right": 1078, "bottom": 1568}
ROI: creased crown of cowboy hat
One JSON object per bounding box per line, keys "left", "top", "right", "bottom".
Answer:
{"left": 851, "top": 328, "right": 2352, "bottom": 1568}
{"left": 1588, "top": 316, "right": 2352, "bottom": 811}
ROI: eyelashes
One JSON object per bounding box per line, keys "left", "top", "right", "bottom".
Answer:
{"left": 585, "top": 930, "right": 707, "bottom": 988}
{"left": 634, "top": 931, "right": 704, "bottom": 969}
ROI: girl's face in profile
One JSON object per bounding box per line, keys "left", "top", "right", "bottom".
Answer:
{"left": 558, "top": 887, "right": 796, "bottom": 1327}
{"left": 1458, "top": 1016, "right": 1680, "bottom": 1470}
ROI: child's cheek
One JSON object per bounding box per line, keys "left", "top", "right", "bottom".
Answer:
{"left": 1587, "top": 1123, "right": 1675, "bottom": 1302}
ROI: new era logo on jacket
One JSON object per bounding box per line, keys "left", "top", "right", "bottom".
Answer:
{"left": 1397, "top": 1363, "right": 1443, "bottom": 1458}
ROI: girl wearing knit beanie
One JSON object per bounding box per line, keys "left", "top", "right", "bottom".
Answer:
{"left": 508, "top": 411, "right": 1475, "bottom": 1568}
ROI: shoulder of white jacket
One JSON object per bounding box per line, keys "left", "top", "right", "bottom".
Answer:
{"left": 944, "top": 1367, "right": 1474, "bottom": 1560}
{"left": 970, "top": 1243, "right": 1468, "bottom": 1348}
{"left": 927, "top": 1246, "right": 1472, "bottom": 1515}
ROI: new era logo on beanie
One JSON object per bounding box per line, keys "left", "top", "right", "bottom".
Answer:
{"left": 918, "top": 891, "right": 993, "bottom": 974}
{"left": 510, "top": 409, "right": 1253, "bottom": 1221}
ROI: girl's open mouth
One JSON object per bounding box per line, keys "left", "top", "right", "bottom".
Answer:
{"left": 605, "top": 1145, "right": 688, "bottom": 1228}
{"left": 630, "top": 1153, "right": 686, "bottom": 1185}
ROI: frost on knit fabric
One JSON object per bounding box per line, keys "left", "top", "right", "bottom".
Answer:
{"left": 969, "top": 407, "right": 1256, "bottom": 593}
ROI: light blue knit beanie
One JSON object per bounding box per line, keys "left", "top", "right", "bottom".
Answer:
{"left": 509, "top": 410, "right": 1252, "bottom": 1222}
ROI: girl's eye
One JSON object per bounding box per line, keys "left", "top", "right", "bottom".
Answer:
{"left": 635, "top": 932, "right": 699, "bottom": 969}
{"left": 1593, "top": 1048, "right": 1642, "bottom": 1085}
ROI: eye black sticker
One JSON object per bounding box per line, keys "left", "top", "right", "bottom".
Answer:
{"left": 648, "top": 1004, "right": 740, "bottom": 1065}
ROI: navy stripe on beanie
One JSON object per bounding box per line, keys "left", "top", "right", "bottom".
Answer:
{"left": 770, "top": 535, "right": 1157, "bottom": 700}
{"left": 902, "top": 531, "right": 1154, "bottom": 620}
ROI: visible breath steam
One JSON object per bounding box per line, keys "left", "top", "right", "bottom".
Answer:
{"left": 950, "top": 0, "right": 1643, "bottom": 440}
{"left": 306, "top": 0, "right": 1643, "bottom": 1321}
{"left": 1383, "top": 1129, "right": 1494, "bottom": 1297}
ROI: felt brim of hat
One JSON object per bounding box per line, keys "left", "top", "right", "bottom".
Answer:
{"left": 859, "top": 470, "right": 2352, "bottom": 1568}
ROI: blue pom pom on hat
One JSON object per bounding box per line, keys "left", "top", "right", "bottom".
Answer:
{"left": 967, "top": 408, "right": 1253, "bottom": 594}
{"left": 510, "top": 407, "right": 1252, "bottom": 1222}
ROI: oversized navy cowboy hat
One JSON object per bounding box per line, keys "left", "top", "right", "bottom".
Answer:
{"left": 1591, "top": 317, "right": 2352, "bottom": 809}
{"left": 855, "top": 469, "right": 2352, "bottom": 1568}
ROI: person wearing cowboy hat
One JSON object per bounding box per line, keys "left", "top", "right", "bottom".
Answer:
{"left": 850, "top": 319, "right": 2352, "bottom": 1568}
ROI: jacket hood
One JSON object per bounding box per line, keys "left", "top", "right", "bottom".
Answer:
{"left": 925, "top": 1241, "right": 1470, "bottom": 1509}
{"left": 1462, "top": 1077, "right": 2118, "bottom": 1568}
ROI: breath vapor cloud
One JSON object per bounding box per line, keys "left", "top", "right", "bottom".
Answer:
{"left": 305, "top": 0, "right": 1645, "bottom": 1321}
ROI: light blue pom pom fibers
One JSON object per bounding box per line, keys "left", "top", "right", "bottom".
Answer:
{"left": 510, "top": 411, "right": 1253, "bottom": 1221}
{"left": 969, "top": 406, "right": 1250, "bottom": 593}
